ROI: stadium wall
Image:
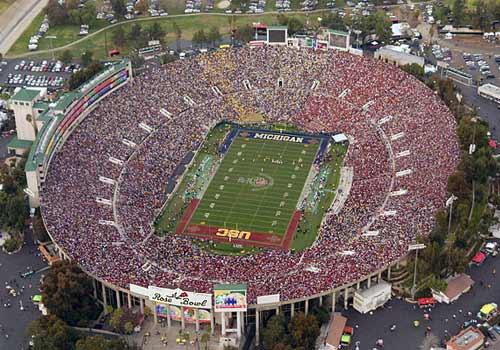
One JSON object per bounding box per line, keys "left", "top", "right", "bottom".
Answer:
{"left": 25, "top": 61, "right": 133, "bottom": 208}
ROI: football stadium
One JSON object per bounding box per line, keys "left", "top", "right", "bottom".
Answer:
{"left": 31, "top": 46, "right": 460, "bottom": 338}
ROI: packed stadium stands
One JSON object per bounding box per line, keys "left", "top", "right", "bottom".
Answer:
{"left": 41, "top": 46, "right": 460, "bottom": 303}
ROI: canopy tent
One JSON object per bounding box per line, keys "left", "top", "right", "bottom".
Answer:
{"left": 472, "top": 251, "right": 486, "bottom": 264}
{"left": 332, "top": 133, "right": 348, "bottom": 143}
{"left": 480, "top": 303, "right": 496, "bottom": 316}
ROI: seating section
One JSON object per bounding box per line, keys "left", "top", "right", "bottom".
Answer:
{"left": 41, "top": 46, "right": 460, "bottom": 303}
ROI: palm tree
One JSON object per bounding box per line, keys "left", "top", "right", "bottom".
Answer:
{"left": 201, "top": 331, "right": 210, "bottom": 350}
{"left": 26, "top": 114, "right": 38, "bottom": 138}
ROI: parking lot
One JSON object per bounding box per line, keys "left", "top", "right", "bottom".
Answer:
{"left": 0, "top": 58, "right": 75, "bottom": 91}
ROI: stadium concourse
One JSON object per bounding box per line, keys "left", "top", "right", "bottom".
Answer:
{"left": 41, "top": 47, "right": 460, "bottom": 311}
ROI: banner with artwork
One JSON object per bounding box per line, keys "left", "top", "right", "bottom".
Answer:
{"left": 155, "top": 304, "right": 211, "bottom": 323}
{"left": 214, "top": 284, "right": 247, "bottom": 312}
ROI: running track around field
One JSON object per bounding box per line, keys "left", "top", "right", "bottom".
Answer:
{"left": 176, "top": 199, "right": 301, "bottom": 250}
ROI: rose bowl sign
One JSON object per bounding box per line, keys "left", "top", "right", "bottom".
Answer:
{"left": 148, "top": 286, "right": 212, "bottom": 309}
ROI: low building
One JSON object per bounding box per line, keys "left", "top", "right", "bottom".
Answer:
{"left": 478, "top": 83, "right": 500, "bottom": 105}
{"left": 432, "top": 274, "right": 474, "bottom": 304}
{"left": 353, "top": 280, "right": 391, "bottom": 314}
{"left": 446, "top": 327, "right": 484, "bottom": 350}
{"left": 324, "top": 313, "right": 347, "bottom": 350}
{"left": 7, "top": 87, "right": 47, "bottom": 156}
{"left": 374, "top": 46, "right": 424, "bottom": 67}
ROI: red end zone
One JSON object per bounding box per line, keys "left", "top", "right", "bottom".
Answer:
{"left": 176, "top": 200, "right": 301, "bottom": 250}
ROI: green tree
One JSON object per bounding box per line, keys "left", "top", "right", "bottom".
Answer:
{"left": 192, "top": 29, "right": 207, "bottom": 47}
{"left": 58, "top": 50, "right": 73, "bottom": 65}
{"left": 41, "top": 261, "right": 101, "bottom": 326}
{"left": 402, "top": 63, "right": 425, "bottom": 81}
{"left": 207, "top": 26, "right": 221, "bottom": 46}
{"left": 288, "top": 312, "right": 320, "bottom": 349}
{"left": 322, "top": 13, "right": 347, "bottom": 31}
{"left": 112, "top": 26, "right": 126, "bottom": 47}
{"left": 45, "top": 0, "right": 69, "bottom": 26}
{"left": 32, "top": 213, "right": 50, "bottom": 243}
{"left": 76, "top": 335, "right": 130, "bottom": 350}
{"left": 286, "top": 17, "right": 304, "bottom": 35}
{"left": 129, "top": 52, "right": 145, "bottom": 68}
{"left": 147, "top": 22, "right": 166, "bottom": 41}
{"left": 28, "top": 315, "right": 78, "bottom": 350}
{"left": 234, "top": 24, "right": 253, "bottom": 43}
{"left": 262, "top": 314, "right": 286, "bottom": 349}
{"left": 111, "top": 0, "right": 127, "bottom": 17}
{"left": 109, "top": 308, "right": 124, "bottom": 332}
{"left": 451, "top": 0, "right": 465, "bottom": 26}
{"left": 201, "top": 331, "right": 210, "bottom": 350}
{"left": 80, "top": 50, "right": 93, "bottom": 67}
{"left": 129, "top": 23, "right": 142, "bottom": 41}
{"left": 172, "top": 21, "right": 182, "bottom": 51}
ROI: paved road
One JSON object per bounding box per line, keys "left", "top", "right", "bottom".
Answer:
{"left": 0, "top": 0, "right": 49, "bottom": 55}
{"left": 0, "top": 227, "right": 47, "bottom": 350}
{"left": 458, "top": 84, "right": 500, "bottom": 140}
{"left": 343, "top": 247, "right": 500, "bottom": 349}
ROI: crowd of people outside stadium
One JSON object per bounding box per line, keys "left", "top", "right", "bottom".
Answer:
{"left": 41, "top": 46, "right": 460, "bottom": 303}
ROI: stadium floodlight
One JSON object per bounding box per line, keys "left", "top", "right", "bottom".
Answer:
{"left": 408, "top": 243, "right": 426, "bottom": 299}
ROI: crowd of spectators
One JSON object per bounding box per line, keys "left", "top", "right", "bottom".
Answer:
{"left": 41, "top": 46, "right": 460, "bottom": 303}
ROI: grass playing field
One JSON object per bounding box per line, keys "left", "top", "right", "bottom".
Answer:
{"left": 187, "top": 131, "right": 320, "bottom": 237}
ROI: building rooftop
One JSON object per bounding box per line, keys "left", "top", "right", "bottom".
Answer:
{"left": 11, "top": 88, "right": 40, "bottom": 102}
{"left": 479, "top": 83, "right": 500, "bottom": 99}
{"left": 33, "top": 101, "right": 49, "bottom": 112}
{"left": 447, "top": 327, "right": 484, "bottom": 350}
{"left": 444, "top": 274, "right": 474, "bottom": 301}
{"left": 7, "top": 136, "right": 33, "bottom": 151}
{"left": 54, "top": 92, "right": 81, "bottom": 113}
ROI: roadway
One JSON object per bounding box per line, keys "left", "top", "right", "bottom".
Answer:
{"left": 0, "top": 0, "right": 49, "bottom": 55}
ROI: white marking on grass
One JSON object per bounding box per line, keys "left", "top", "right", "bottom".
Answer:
{"left": 215, "top": 194, "right": 220, "bottom": 199}
{"left": 209, "top": 203, "right": 215, "bottom": 208}
{"left": 219, "top": 185, "right": 224, "bottom": 190}
{"left": 287, "top": 183, "right": 292, "bottom": 188}
{"left": 275, "top": 211, "right": 281, "bottom": 216}
{"left": 204, "top": 213, "right": 210, "bottom": 218}
{"left": 224, "top": 176, "right": 229, "bottom": 181}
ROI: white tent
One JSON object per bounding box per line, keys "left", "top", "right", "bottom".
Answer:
{"left": 332, "top": 133, "right": 348, "bottom": 143}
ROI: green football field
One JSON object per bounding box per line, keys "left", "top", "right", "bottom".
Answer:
{"left": 189, "top": 132, "right": 320, "bottom": 235}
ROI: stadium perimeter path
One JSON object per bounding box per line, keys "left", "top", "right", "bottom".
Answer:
{"left": 0, "top": 0, "right": 49, "bottom": 55}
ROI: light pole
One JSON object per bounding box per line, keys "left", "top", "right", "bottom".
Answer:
{"left": 408, "top": 243, "right": 426, "bottom": 299}
{"left": 446, "top": 194, "right": 457, "bottom": 234}
{"left": 46, "top": 35, "right": 57, "bottom": 60}
{"left": 353, "top": 29, "right": 362, "bottom": 49}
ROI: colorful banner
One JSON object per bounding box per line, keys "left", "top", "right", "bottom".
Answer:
{"left": 155, "top": 305, "right": 211, "bottom": 324}
{"left": 214, "top": 284, "right": 247, "bottom": 312}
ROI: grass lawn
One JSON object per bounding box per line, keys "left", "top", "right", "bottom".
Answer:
{"left": 7, "top": 12, "right": 328, "bottom": 59}
{"left": 155, "top": 123, "right": 232, "bottom": 234}
{"left": 156, "top": 123, "right": 345, "bottom": 254}
{"left": 189, "top": 132, "right": 319, "bottom": 235}
{"left": 0, "top": 0, "right": 14, "bottom": 14}
{"left": 293, "top": 144, "right": 346, "bottom": 251}
{"left": 7, "top": 10, "right": 110, "bottom": 57}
